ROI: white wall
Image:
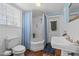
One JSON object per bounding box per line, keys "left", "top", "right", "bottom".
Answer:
{"left": 55, "top": 11, "right": 79, "bottom": 43}
{"left": 47, "top": 15, "right": 64, "bottom": 43}
{"left": 0, "top": 25, "right": 6, "bottom": 55}
{"left": 62, "top": 11, "right": 79, "bottom": 42}
{"left": 32, "top": 14, "right": 65, "bottom": 43}
{"left": 0, "top": 25, "right": 21, "bottom": 55}
{"left": 0, "top": 4, "right": 22, "bottom": 55}
{"left": 32, "top": 16, "right": 44, "bottom": 41}
{"left": 66, "top": 18, "right": 79, "bottom": 42}
{"left": 59, "top": 15, "right": 66, "bottom": 36}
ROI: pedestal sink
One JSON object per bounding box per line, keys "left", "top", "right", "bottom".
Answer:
{"left": 51, "top": 37, "right": 79, "bottom": 56}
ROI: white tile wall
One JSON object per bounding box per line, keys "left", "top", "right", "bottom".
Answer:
{"left": 32, "top": 16, "right": 44, "bottom": 41}
{"left": 0, "top": 25, "right": 21, "bottom": 55}
{"left": 47, "top": 15, "right": 64, "bottom": 42}
{"left": 0, "top": 3, "right": 22, "bottom": 55}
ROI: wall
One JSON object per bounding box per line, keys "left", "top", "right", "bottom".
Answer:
{"left": 63, "top": 10, "right": 79, "bottom": 42}
{"left": 61, "top": 8, "right": 79, "bottom": 43}
{"left": 47, "top": 15, "right": 64, "bottom": 43}
{"left": 0, "top": 25, "right": 6, "bottom": 55}
{"left": 32, "top": 16, "right": 45, "bottom": 41}
{"left": 32, "top": 14, "right": 65, "bottom": 43}
{"left": 0, "top": 3, "right": 22, "bottom": 55}
{"left": 66, "top": 18, "right": 79, "bottom": 42}
{"left": 0, "top": 25, "right": 21, "bottom": 55}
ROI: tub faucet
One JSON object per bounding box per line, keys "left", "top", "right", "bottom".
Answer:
{"left": 33, "top": 33, "right": 35, "bottom": 38}
{"left": 76, "top": 40, "right": 79, "bottom": 44}
{"left": 63, "top": 33, "right": 73, "bottom": 43}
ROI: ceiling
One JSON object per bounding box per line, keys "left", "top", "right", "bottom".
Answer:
{"left": 14, "top": 3, "right": 64, "bottom": 17}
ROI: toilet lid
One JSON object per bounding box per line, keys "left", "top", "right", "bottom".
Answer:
{"left": 12, "top": 45, "right": 25, "bottom": 52}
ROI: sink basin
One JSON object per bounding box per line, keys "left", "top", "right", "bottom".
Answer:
{"left": 51, "top": 37, "right": 79, "bottom": 53}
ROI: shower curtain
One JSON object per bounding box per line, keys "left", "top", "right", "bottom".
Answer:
{"left": 22, "top": 11, "right": 32, "bottom": 49}
{"left": 43, "top": 14, "right": 48, "bottom": 46}
{"left": 22, "top": 11, "right": 47, "bottom": 49}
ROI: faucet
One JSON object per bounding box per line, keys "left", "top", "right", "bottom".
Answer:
{"left": 33, "top": 33, "right": 35, "bottom": 38}
{"left": 76, "top": 40, "right": 79, "bottom": 44}
{"left": 63, "top": 33, "right": 73, "bottom": 43}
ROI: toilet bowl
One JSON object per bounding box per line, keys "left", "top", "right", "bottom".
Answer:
{"left": 5, "top": 37, "right": 26, "bottom": 56}
{"left": 4, "top": 45, "right": 25, "bottom": 56}
{"left": 12, "top": 45, "right": 25, "bottom": 56}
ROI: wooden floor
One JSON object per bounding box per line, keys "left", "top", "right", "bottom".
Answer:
{"left": 24, "top": 43, "right": 61, "bottom": 56}
{"left": 24, "top": 49, "right": 61, "bottom": 56}
{"left": 24, "top": 49, "right": 54, "bottom": 56}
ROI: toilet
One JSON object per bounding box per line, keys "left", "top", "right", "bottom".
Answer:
{"left": 12, "top": 45, "right": 25, "bottom": 56}
{"left": 4, "top": 37, "right": 25, "bottom": 56}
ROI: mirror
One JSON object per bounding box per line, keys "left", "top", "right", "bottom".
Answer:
{"left": 69, "top": 3, "right": 79, "bottom": 22}
{"left": 50, "top": 21, "right": 57, "bottom": 31}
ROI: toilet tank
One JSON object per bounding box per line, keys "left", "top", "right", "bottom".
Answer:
{"left": 5, "top": 37, "right": 21, "bottom": 49}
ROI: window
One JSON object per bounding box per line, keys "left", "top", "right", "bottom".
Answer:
{"left": 50, "top": 21, "right": 57, "bottom": 31}
{"left": 0, "top": 3, "right": 21, "bottom": 27}
{"left": 0, "top": 4, "right": 6, "bottom": 24}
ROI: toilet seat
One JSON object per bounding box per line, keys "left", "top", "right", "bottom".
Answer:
{"left": 12, "top": 45, "right": 25, "bottom": 54}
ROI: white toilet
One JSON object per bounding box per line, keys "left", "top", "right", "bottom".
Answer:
{"left": 4, "top": 37, "right": 25, "bottom": 56}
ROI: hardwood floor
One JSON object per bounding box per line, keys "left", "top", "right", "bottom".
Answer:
{"left": 24, "top": 49, "right": 61, "bottom": 56}
{"left": 24, "top": 50, "right": 53, "bottom": 56}
{"left": 24, "top": 49, "right": 54, "bottom": 56}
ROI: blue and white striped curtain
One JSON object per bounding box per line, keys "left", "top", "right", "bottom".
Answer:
{"left": 22, "top": 11, "right": 32, "bottom": 49}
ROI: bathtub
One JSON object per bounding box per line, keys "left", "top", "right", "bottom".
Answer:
{"left": 51, "top": 37, "right": 79, "bottom": 55}
{"left": 30, "top": 39, "right": 44, "bottom": 51}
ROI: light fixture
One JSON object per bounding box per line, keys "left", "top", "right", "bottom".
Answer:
{"left": 35, "top": 3, "right": 41, "bottom": 7}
